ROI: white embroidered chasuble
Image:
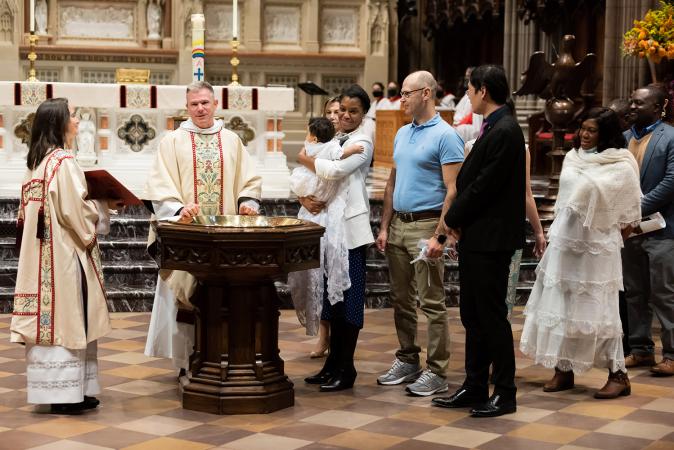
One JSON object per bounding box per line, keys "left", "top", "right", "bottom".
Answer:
{"left": 144, "top": 125, "right": 262, "bottom": 304}
{"left": 143, "top": 125, "right": 261, "bottom": 369}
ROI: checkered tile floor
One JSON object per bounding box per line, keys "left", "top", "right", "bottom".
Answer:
{"left": 0, "top": 308, "right": 672, "bottom": 450}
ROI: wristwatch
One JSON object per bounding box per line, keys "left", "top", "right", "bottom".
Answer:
{"left": 435, "top": 234, "right": 447, "bottom": 244}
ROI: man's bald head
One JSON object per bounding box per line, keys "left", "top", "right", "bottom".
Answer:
{"left": 405, "top": 71, "right": 438, "bottom": 92}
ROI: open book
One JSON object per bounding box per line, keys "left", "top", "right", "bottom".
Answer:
{"left": 629, "top": 212, "right": 666, "bottom": 237}
{"left": 84, "top": 170, "right": 143, "bottom": 207}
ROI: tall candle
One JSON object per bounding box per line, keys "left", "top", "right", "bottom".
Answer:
{"left": 29, "top": 0, "right": 35, "bottom": 33}
{"left": 232, "top": 0, "right": 238, "bottom": 40}
{"left": 191, "top": 14, "right": 206, "bottom": 82}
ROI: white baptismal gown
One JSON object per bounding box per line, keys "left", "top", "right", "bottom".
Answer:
{"left": 287, "top": 140, "right": 351, "bottom": 335}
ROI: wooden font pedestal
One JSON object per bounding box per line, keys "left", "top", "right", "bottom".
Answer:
{"left": 153, "top": 219, "right": 323, "bottom": 414}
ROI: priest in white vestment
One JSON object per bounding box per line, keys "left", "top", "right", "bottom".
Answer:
{"left": 143, "top": 81, "right": 262, "bottom": 372}
{"left": 11, "top": 98, "right": 114, "bottom": 414}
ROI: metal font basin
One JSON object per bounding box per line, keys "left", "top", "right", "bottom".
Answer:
{"left": 189, "top": 215, "right": 304, "bottom": 228}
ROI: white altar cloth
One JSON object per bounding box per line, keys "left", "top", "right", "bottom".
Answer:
{"left": 0, "top": 82, "right": 294, "bottom": 198}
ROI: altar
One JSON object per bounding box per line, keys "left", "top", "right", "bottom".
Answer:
{"left": 0, "top": 81, "right": 294, "bottom": 198}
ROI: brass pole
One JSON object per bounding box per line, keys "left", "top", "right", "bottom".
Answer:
{"left": 229, "top": 37, "right": 240, "bottom": 86}
{"left": 27, "top": 32, "right": 39, "bottom": 82}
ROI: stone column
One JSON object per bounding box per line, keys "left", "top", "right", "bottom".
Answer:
{"left": 363, "top": 1, "right": 390, "bottom": 90}
{"left": 303, "top": 0, "right": 319, "bottom": 52}
{"left": 503, "top": 0, "right": 540, "bottom": 139}
{"left": 245, "top": 0, "right": 262, "bottom": 51}
{"left": 0, "top": 0, "right": 19, "bottom": 80}
{"left": 602, "top": 0, "right": 655, "bottom": 103}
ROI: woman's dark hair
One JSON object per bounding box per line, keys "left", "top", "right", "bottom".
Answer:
{"left": 340, "top": 84, "right": 370, "bottom": 113}
{"left": 372, "top": 81, "right": 384, "bottom": 90}
{"left": 308, "top": 117, "right": 336, "bottom": 143}
{"left": 573, "top": 107, "right": 626, "bottom": 152}
{"left": 27, "top": 98, "right": 70, "bottom": 170}
{"left": 469, "top": 65, "right": 509, "bottom": 105}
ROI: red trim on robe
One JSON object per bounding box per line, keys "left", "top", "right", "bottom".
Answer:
{"left": 217, "top": 132, "right": 224, "bottom": 214}
{"left": 190, "top": 132, "right": 198, "bottom": 204}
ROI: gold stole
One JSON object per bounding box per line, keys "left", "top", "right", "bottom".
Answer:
{"left": 190, "top": 132, "right": 224, "bottom": 216}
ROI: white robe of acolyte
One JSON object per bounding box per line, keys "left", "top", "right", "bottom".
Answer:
{"left": 11, "top": 149, "right": 111, "bottom": 404}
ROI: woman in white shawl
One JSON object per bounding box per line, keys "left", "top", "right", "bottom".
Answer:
{"left": 520, "top": 108, "right": 642, "bottom": 399}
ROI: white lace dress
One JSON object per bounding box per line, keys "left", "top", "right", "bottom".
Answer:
{"left": 287, "top": 140, "right": 350, "bottom": 335}
{"left": 520, "top": 208, "right": 626, "bottom": 373}
{"left": 519, "top": 148, "right": 642, "bottom": 375}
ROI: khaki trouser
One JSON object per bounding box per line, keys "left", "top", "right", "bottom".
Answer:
{"left": 385, "top": 215, "right": 449, "bottom": 375}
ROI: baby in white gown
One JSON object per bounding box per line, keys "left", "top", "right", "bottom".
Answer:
{"left": 288, "top": 117, "right": 363, "bottom": 335}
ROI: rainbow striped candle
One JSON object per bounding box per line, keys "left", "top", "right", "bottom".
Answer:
{"left": 191, "top": 14, "right": 206, "bottom": 82}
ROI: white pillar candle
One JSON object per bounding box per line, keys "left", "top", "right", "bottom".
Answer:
{"left": 232, "top": 0, "right": 238, "bottom": 40}
{"left": 191, "top": 14, "right": 206, "bottom": 82}
{"left": 29, "top": 0, "right": 35, "bottom": 33}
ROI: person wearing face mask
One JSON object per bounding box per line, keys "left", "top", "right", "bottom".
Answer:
{"left": 143, "top": 81, "right": 262, "bottom": 375}
{"left": 520, "top": 108, "right": 641, "bottom": 399}
{"left": 11, "top": 98, "right": 120, "bottom": 414}
{"left": 377, "top": 81, "right": 402, "bottom": 110}
{"left": 622, "top": 84, "right": 674, "bottom": 376}
{"left": 368, "top": 82, "right": 385, "bottom": 117}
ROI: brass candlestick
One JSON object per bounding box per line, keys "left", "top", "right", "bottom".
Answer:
{"left": 229, "top": 37, "right": 240, "bottom": 86}
{"left": 27, "top": 32, "right": 39, "bottom": 82}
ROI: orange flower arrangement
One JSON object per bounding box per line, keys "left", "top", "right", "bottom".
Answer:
{"left": 623, "top": 1, "right": 674, "bottom": 64}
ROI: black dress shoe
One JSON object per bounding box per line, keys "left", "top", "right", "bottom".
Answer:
{"left": 470, "top": 393, "right": 516, "bottom": 418}
{"left": 432, "top": 388, "right": 487, "bottom": 408}
{"left": 83, "top": 396, "right": 100, "bottom": 409}
{"left": 50, "top": 402, "right": 88, "bottom": 415}
{"left": 319, "top": 371, "right": 356, "bottom": 392}
{"left": 305, "top": 368, "right": 334, "bottom": 385}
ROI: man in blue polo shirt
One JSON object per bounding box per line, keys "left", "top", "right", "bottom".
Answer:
{"left": 376, "top": 70, "right": 464, "bottom": 396}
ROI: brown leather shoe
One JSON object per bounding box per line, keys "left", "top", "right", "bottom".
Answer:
{"left": 594, "top": 370, "right": 631, "bottom": 399}
{"left": 543, "top": 368, "right": 574, "bottom": 392}
{"left": 650, "top": 358, "right": 674, "bottom": 376}
{"left": 624, "top": 353, "right": 656, "bottom": 368}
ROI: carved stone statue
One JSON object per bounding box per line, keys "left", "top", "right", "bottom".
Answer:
{"left": 147, "top": 0, "right": 163, "bottom": 40}
{"left": 35, "top": 0, "right": 47, "bottom": 35}
{"left": 76, "top": 112, "right": 97, "bottom": 166}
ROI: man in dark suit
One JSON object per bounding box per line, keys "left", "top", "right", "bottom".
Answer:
{"left": 623, "top": 85, "right": 674, "bottom": 376}
{"left": 431, "top": 65, "right": 525, "bottom": 417}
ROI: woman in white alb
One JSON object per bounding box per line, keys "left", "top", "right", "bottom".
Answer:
{"left": 11, "top": 98, "right": 117, "bottom": 413}
{"left": 520, "top": 108, "right": 642, "bottom": 399}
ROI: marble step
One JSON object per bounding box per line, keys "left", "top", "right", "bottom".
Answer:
{"left": 0, "top": 216, "right": 154, "bottom": 241}
{"left": 365, "top": 259, "right": 538, "bottom": 284}
{"left": 0, "top": 286, "right": 157, "bottom": 314}
{"left": 0, "top": 261, "right": 159, "bottom": 289}
{"left": 0, "top": 237, "right": 154, "bottom": 263}
{"left": 0, "top": 278, "right": 535, "bottom": 314}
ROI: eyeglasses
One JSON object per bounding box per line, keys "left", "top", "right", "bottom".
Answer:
{"left": 399, "top": 88, "right": 425, "bottom": 99}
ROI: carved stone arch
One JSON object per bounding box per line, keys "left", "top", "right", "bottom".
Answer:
{"left": 0, "top": 0, "right": 17, "bottom": 43}
{"left": 445, "top": 0, "right": 499, "bottom": 25}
